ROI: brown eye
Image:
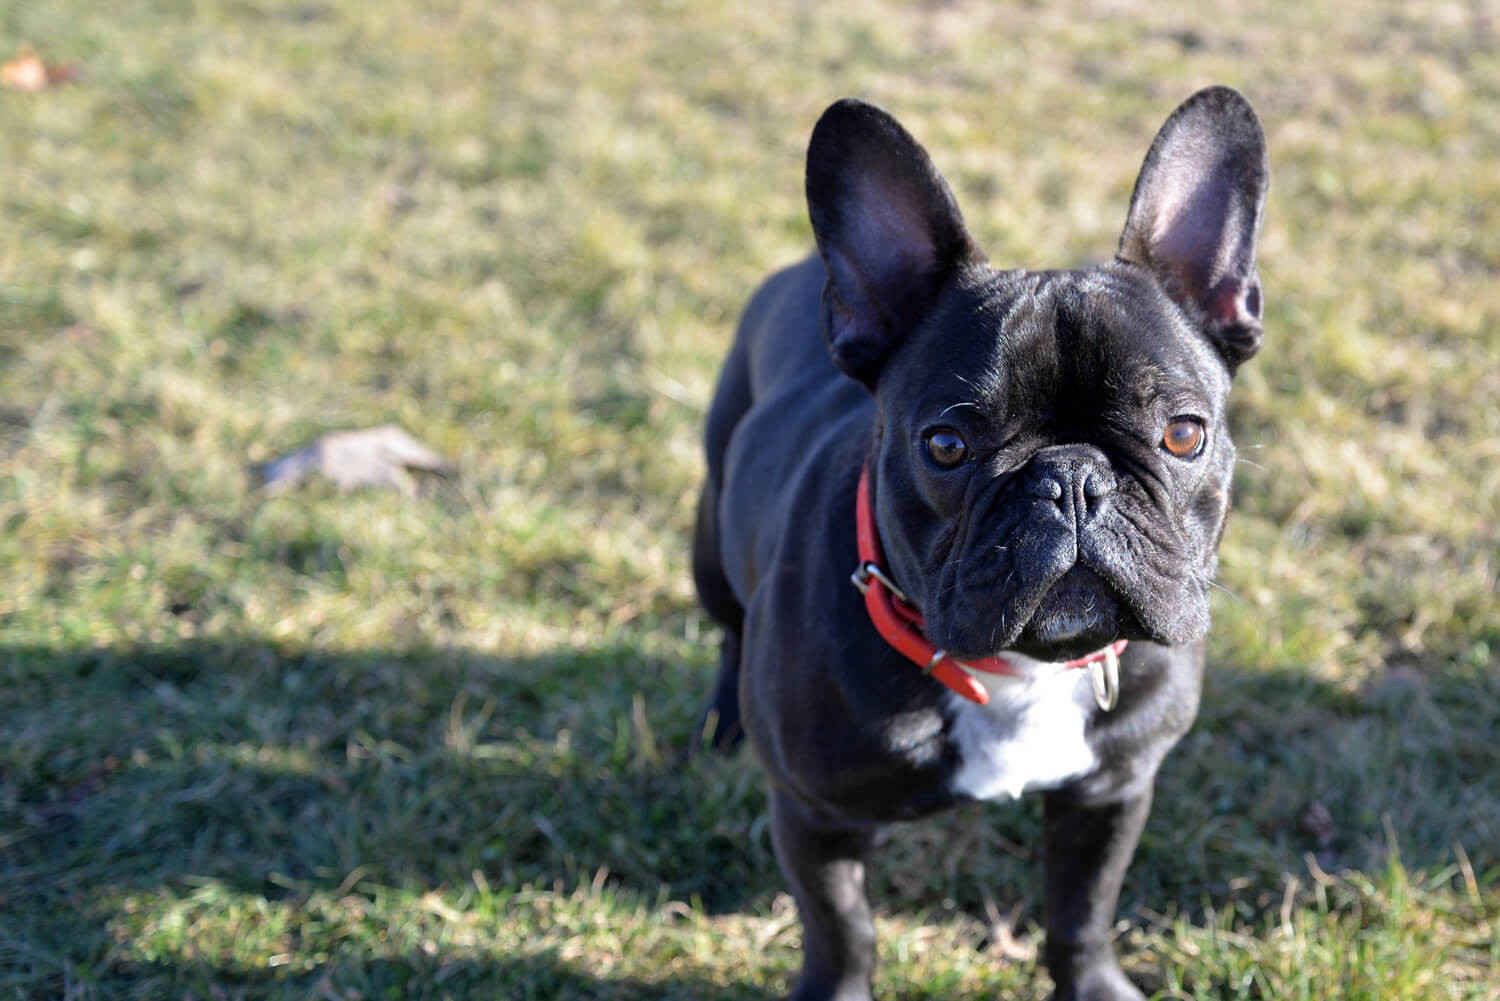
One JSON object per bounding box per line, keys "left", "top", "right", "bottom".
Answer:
{"left": 1162, "top": 419, "right": 1205, "bottom": 458}
{"left": 925, "top": 428, "right": 969, "bottom": 468}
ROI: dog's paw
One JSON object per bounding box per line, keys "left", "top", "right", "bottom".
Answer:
{"left": 1053, "top": 962, "right": 1146, "bottom": 1001}
{"left": 786, "top": 982, "right": 873, "bottom": 1001}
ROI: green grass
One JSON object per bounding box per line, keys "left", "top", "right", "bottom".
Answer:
{"left": 2, "top": 0, "right": 1499, "bottom": 998}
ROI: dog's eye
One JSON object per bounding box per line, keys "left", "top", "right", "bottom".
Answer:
{"left": 1161, "top": 419, "right": 1205, "bottom": 458}
{"left": 925, "top": 428, "right": 969, "bottom": 468}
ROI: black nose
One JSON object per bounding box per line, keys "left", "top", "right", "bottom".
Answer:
{"left": 1027, "top": 444, "right": 1116, "bottom": 526}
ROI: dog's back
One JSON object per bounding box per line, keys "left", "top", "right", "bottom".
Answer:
{"left": 690, "top": 254, "right": 870, "bottom": 748}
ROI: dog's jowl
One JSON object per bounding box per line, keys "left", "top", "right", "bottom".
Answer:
{"left": 692, "top": 87, "right": 1268, "bottom": 1001}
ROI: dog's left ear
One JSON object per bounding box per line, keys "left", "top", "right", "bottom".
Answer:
{"left": 806, "top": 99, "right": 984, "bottom": 386}
{"left": 1118, "top": 86, "right": 1269, "bottom": 371}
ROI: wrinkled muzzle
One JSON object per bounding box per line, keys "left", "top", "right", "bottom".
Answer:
{"left": 925, "top": 444, "right": 1211, "bottom": 661}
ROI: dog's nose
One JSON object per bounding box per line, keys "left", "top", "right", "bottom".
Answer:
{"left": 1027, "top": 445, "right": 1116, "bottom": 524}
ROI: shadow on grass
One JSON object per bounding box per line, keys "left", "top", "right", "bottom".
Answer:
{"left": 98, "top": 954, "right": 774, "bottom": 1001}
{"left": 1, "top": 639, "right": 781, "bottom": 995}
{"left": 0, "top": 641, "right": 783, "bottom": 894}
{"left": 3, "top": 637, "right": 1497, "bottom": 997}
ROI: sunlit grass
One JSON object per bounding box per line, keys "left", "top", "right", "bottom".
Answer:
{"left": 2, "top": 0, "right": 1498, "bottom": 997}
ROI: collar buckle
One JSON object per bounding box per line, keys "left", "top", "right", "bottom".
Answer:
{"left": 850, "top": 560, "right": 911, "bottom": 605}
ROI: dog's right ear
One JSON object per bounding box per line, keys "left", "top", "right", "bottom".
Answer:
{"left": 1117, "top": 86, "right": 1269, "bottom": 371}
{"left": 806, "top": 99, "right": 983, "bottom": 387}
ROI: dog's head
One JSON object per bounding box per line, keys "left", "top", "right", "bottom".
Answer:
{"left": 807, "top": 87, "right": 1268, "bottom": 661}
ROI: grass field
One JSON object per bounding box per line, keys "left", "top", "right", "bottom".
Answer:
{"left": 2, "top": 1, "right": 1499, "bottom": 998}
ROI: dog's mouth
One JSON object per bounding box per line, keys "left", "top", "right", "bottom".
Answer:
{"left": 1009, "top": 566, "right": 1133, "bottom": 661}
{"left": 941, "top": 565, "right": 1138, "bottom": 663}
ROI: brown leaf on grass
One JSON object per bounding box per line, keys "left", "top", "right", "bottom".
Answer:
{"left": 259, "top": 425, "right": 452, "bottom": 494}
{"left": 1, "top": 47, "right": 79, "bottom": 92}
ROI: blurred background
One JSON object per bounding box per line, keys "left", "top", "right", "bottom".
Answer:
{"left": 1, "top": 1, "right": 1497, "bottom": 998}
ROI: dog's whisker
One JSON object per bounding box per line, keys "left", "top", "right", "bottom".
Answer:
{"left": 1205, "top": 579, "right": 1241, "bottom": 603}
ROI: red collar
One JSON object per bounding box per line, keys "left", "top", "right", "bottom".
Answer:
{"left": 851, "top": 465, "right": 1126, "bottom": 706}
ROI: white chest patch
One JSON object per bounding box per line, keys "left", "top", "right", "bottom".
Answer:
{"left": 945, "top": 658, "right": 1098, "bottom": 801}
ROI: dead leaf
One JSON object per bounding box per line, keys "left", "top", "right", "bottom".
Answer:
{"left": 259, "top": 425, "right": 452, "bottom": 493}
{"left": 1, "top": 47, "right": 78, "bottom": 92}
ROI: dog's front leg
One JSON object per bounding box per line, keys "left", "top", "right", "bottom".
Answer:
{"left": 1040, "top": 787, "right": 1153, "bottom": 1001}
{"left": 770, "top": 789, "right": 878, "bottom": 1001}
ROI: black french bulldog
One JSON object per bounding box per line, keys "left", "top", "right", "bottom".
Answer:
{"left": 692, "top": 86, "right": 1268, "bottom": 1000}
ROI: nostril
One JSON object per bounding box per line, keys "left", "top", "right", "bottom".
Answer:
{"left": 1082, "top": 471, "right": 1116, "bottom": 499}
{"left": 1033, "top": 477, "right": 1063, "bottom": 501}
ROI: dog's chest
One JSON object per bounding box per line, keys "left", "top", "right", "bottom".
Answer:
{"left": 943, "top": 667, "right": 1098, "bottom": 801}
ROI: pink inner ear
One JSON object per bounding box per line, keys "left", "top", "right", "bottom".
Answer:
{"left": 1207, "top": 281, "right": 1247, "bottom": 325}
{"left": 849, "top": 176, "right": 939, "bottom": 278}
{"left": 1147, "top": 164, "right": 1214, "bottom": 255}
